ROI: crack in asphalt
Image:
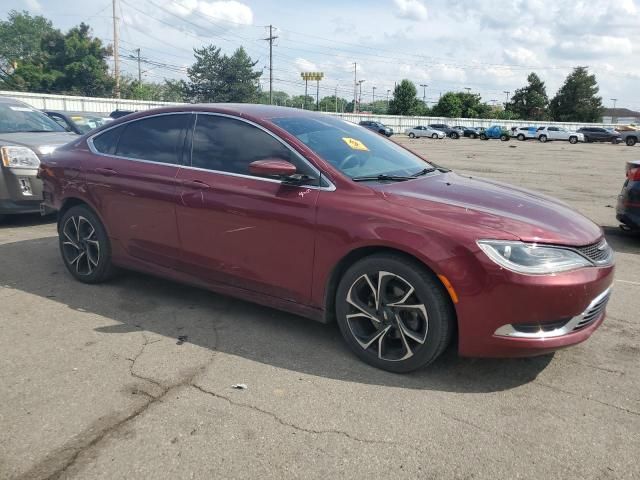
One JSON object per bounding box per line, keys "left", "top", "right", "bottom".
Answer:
{"left": 16, "top": 303, "right": 226, "bottom": 480}
{"left": 534, "top": 381, "right": 640, "bottom": 417}
{"left": 190, "top": 383, "right": 394, "bottom": 445}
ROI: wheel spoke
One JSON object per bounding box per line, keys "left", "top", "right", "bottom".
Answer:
{"left": 394, "top": 321, "right": 415, "bottom": 360}
{"left": 63, "top": 229, "right": 80, "bottom": 249}
{"left": 376, "top": 271, "right": 395, "bottom": 307}
{"left": 71, "top": 216, "right": 80, "bottom": 242}
{"left": 397, "top": 316, "right": 427, "bottom": 344}
{"left": 63, "top": 240, "right": 81, "bottom": 251}
{"left": 347, "top": 275, "right": 381, "bottom": 324}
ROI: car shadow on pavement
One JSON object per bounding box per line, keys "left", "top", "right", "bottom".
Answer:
{"left": 602, "top": 225, "right": 640, "bottom": 255}
{"left": 1, "top": 236, "right": 554, "bottom": 394}
{"left": 0, "top": 213, "right": 55, "bottom": 228}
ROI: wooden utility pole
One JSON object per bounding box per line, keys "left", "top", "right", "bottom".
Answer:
{"left": 263, "top": 25, "right": 278, "bottom": 104}
{"left": 112, "top": 0, "right": 120, "bottom": 98}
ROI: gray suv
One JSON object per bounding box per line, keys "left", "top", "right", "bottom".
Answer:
{"left": 0, "top": 97, "right": 78, "bottom": 221}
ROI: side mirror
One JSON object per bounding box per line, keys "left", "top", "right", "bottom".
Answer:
{"left": 249, "top": 159, "right": 297, "bottom": 178}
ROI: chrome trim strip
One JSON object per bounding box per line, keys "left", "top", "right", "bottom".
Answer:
{"left": 493, "top": 287, "right": 611, "bottom": 339}
{"left": 86, "top": 110, "right": 337, "bottom": 192}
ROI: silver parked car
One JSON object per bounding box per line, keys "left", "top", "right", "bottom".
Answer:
{"left": 0, "top": 97, "right": 78, "bottom": 221}
{"left": 405, "top": 126, "right": 446, "bottom": 139}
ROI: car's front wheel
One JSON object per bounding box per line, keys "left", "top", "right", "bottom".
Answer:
{"left": 431, "top": 133, "right": 438, "bottom": 139}
{"left": 517, "top": 134, "right": 525, "bottom": 141}
{"left": 335, "top": 254, "right": 454, "bottom": 372}
{"left": 408, "top": 132, "right": 415, "bottom": 138}
{"left": 450, "top": 132, "right": 459, "bottom": 139}
{"left": 569, "top": 136, "right": 578, "bottom": 144}
{"left": 539, "top": 134, "right": 548, "bottom": 142}
{"left": 627, "top": 137, "right": 637, "bottom": 146}
{"left": 59, "top": 205, "right": 116, "bottom": 283}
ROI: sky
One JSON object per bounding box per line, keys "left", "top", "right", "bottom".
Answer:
{"left": 3, "top": 0, "right": 640, "bottom": 110}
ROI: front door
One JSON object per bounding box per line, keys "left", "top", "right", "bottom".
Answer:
{"left": 175, "top": 113, "right": 324, "bottom": 304}
{"left": 86, "top": 113, "right": 191, "bottom": 268}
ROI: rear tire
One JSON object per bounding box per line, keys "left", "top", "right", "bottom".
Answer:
{"left": 335, "top": 254, "right": 455, "bottom": 373}
{"left": 470, "top": 133, "right": 477, "bottom": 139}
{"left": 500, "top": 134, "right": 509, "bottom": 141}
{"left": 627, "top": 137, "right": 637, "bottom": 146}
{"left": 58, "top": 205, "right": 116, "bottom": 283}
{"left": 569, "top": 136, "right": 578, "bottom": 144}
{"left": 450, "top": 132, "right": 459, "bottom": 139}
{"left": 431, "top": 133, "right": 438, "bottom": 139}
{"left": 480, "top": 133, "right": 487, "bottom": 140}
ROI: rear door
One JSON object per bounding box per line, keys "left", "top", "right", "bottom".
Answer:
{"left": 86, "top": 113, "right": 191, "bottom": 268}
{"left": 174, "top": 113, "right": 325, "bottom": 303}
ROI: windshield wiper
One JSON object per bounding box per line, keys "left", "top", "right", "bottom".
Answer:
{"left": 352, "top": 174, "right": 413, "bottom": 182}
{"left": 411, "top": 167, "right": 437, "bottom": 177}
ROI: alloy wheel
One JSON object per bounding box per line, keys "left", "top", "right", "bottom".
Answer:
{"left": 61, "top": 215, "right": 101, "bottom": 276}
{"left": 345, "top": 271, "right": 428, "bottom": 362}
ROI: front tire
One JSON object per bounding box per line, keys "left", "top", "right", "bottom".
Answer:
{"left": 517, "top": 134, "right": 525, "bottom": 141}
{"left": 408, "top": 132, "right": 415, "bottom": 138}
{"left": 569, "top": 136, "right": 578, "bottom": 144}
{"left": 335, "top": 254, "right": 454, "bottom": 373}
{"left": 626, "top": 137, "right": 637, "bottom": 146}
{"left": 450, "top": 132, "right": 459, "bottom": 139}
{"left": 539, "top": 134, "right": 548, "bottom": 143}
{"left": 58, "top": 205, "right": 116, "bottom": 283}
{"left": 500, "top": 134, "right": 509, "bottom": 141}
{"left": 431, "top": 133, "right": 438, "bottom": 139}
{"left": 480, "top": 133, "right": 487, "bottom": 140}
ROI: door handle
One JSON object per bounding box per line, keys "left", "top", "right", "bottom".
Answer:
{"left": 181, "top": 179, "right": 211, "bottom": 190}
{"left": 95, "top": 167, "right": 117, "bottom": 176}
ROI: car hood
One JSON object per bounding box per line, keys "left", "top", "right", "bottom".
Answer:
{"left": 375, "top": 172, "right": 602, "bottom": 246}
{"left": 0, "top": 131, "right": 79, "bottom": 155}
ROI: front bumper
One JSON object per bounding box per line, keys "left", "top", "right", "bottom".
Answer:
{"left": 447, "top": 251, "right": 615, "bottom": 358}
{"left": 0, "top": 167, "right": 43, "bottom": 215}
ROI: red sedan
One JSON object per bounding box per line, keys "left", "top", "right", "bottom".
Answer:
{"left": 39, "top": 105, "right": 615, "bottom": 372}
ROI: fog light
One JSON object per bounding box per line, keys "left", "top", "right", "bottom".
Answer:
{"left": 18, "top": 177, "right": 33, "bottom": 195}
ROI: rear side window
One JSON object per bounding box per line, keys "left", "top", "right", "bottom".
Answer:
{"left": 115, "top": 114, "right": 190, "bottom": 165}
{"left": 92, "top": 125, "right": 124, "bottom": 155}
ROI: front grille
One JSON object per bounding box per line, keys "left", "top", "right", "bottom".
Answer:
{"left": 576, "top": 239, "right": 613, "bottom": 264}
{"left": 573, "top": 289, "right": 611, "bottom": 331}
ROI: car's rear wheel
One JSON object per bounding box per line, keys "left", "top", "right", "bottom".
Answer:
{"left": 627, "top": 137, "right": 637, "bottom": 146}
{"left": 431, "top": 133, "right": 438, "bottom": 139}
{"left": 450, "top": 132, "right": 459, "bottom": 139}
{"left": 569, "top": 136, "right": 578, "bottom": 144}
{"left": 500, "top": 134, "right": 509, "bottom": 141}
{"left": 59, "top": 205, "right": 116, "bottom": 283}
{"left": 408, "top": 132, "right": 415, "bottom": 138}
{"left": 517, "top": 134, "right": 525, "bottom": 141}
{"left": 480, "top": 133, "right": 487, "bottom": 140}
{"left": 470, "top": 133, "right": 477, "bottom": 139}
{"left": 539, "top": 134, "right": 548, "bottom": 143}
{"left": 335, "top": 254, "right": 454, "bottom": 373}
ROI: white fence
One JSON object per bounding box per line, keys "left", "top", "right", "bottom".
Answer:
{"left": 1, "top": 90, "right": 615, "bottom": 132}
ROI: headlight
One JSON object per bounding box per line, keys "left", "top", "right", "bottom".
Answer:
{"left": 1, "top": 146, "right": 41, "bottom": 169}
{"left": 477, "top": 240, "right": 592, "bottom": 274}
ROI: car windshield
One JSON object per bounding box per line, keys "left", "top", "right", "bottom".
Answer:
{"left": 68, "top": 114, "right": 111, "bottom": 133}
{"left": 272, "top": 116, "right": 433, "bottom": 179}
{"left": 0, "top": 103, "right": 66, "bottom": 133}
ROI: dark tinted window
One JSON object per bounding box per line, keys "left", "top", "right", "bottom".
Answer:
{"left": 191, "top": 114, "right": 318, "bottom": 183}
{"left": 549, "top": 127, "right": 558, "bottom": 131}
{"left": 115, "top": 114, "right": 189, "bottom": 165}
{"left": 93, "top": 125, "right": 125, "bottom": 155}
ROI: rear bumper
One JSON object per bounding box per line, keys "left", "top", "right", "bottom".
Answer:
{"left": 616, "top": 184, "right": 640, "bottom": 229}
{"left": 0, "top": 198, "right": 43, "bottom": 215}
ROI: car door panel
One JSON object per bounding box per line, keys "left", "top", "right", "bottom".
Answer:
{"left": 86, "top": 113, "right": 190, "bottom": 268}
{"left": 174, "top": 114, "right": 321, "bottom": 304}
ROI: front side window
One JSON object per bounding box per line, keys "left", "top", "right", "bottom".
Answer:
{"left": 92, "top": 125, "right": 125, "bottom": 155}
{"left": 115, "top": 114, "right": 190, "bottom": 165}
{"left": 191, "top": 114, "right": 318, "bottom": 184}
{"left": 272, "top": 115, "right": 433, "bottom": 179}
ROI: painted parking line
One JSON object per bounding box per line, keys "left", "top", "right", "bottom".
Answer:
{"left": 616, "top": 279, "right": 640, "bottom": 286}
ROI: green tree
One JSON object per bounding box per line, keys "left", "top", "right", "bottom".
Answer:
{"left": 290, "top": 94, "right": 315, "bottom": 110}
{"left": 186, "top": 45, "right": 261, "bottom": 103}
{"left": 258, "top": 90, "right": 289, "bottom": 105}
{"left": 0, "top": 10, "right": 55, "bottom": 77}
{"left": 549, "top": 67, "right": 604, "bottom": 122}
{"left": 506, "top": 72, "right": 548, "bottom": 120}
{"left": 431, "top": 92, "right": 492, "bottom": 118}
{"left": 318, "top": 95, "right": 349, "bottom": 112}
{"left": 388, "top": 79, "right": 420, "bottom": 115}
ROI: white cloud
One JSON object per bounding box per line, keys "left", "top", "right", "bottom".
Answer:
{"left": 557, "top": 35, "right": 633, "bottom": 58}
{"left": 24, "top": 0, "right": 42, "bottom": 12}
{"left": 503, "top": 47, "right": 539, "bottom": 65}
{"left": 393, "top": 0, "right": 428, "bottom": 21}
{"left": 294, "top": 58, "right": 318, "bottom": 72}
{"left": 170, "top": 0, "right": 253, "bottom": 25}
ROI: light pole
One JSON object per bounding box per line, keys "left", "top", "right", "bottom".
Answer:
{"left": 301, "top": 72, "right": 324, "bottom": 111}
{"left": 503, "top": 90, "right": 510, "bottom": 104}
{"left": 611, "top": 98, "right": 618, "bottom": 109}
{"left": 611, "top": 98, "right": 618, "bottom": 123}
{"left": 464, "top": 87, "right": 471, "bottom": 94}
{"left": 335, "top": 85, "right": 338, "bottom": 113}
{"left": 358, "top": 79, "right": 365, "bottom": 110}
{"left": 419, "top": 84, "right": 428, "bottom": 105}
{"left": 372, "top": 86, "right": 376, "bottom": 105}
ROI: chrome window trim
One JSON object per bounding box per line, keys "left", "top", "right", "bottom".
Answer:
{"left": 87, "top": 110, "right": 336, "bottom": 192}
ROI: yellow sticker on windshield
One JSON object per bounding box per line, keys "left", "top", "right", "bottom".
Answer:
{"left": 342, "top": 137, "right": 369, "bottom": 151}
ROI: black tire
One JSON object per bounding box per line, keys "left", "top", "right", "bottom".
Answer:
{"left": 431, "top": 133, "right": 438, "bottom": 139}
{"left": 517, "top": 134, "right": 525, "bottom": 141}
{"left": 58, "top": 205, "right": 116, "bottom": 283}
{"left": 335, "top": 253, "right": 455, "bottom": 373}
{"left": 450, "top": 132, "right": 459, "bottom": 139}
{"left": 584, "top": 136, "right": 591, "bottom": 143}
{"left": 500, "top": 134, "right": 509, "bottom": 141}
{"left": 627, "top": 137, "right": 637, "bottom": 146}
{"left": 611, "top": 138, "right": 619, "bottom": 144}
{"left": 470, "top": 133, "right": 477, "bottom": 139}
{"left": 539, "top": 134, "right": 548, "bottom": 143}
{"left": 480, "top": 133, "right": 487, "bottom": 140}
{"left": 408, "top": 132, "right": 415, "bottom": 138}
{"left": 569, "top": 136, "right": 578, "bottom": 144}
